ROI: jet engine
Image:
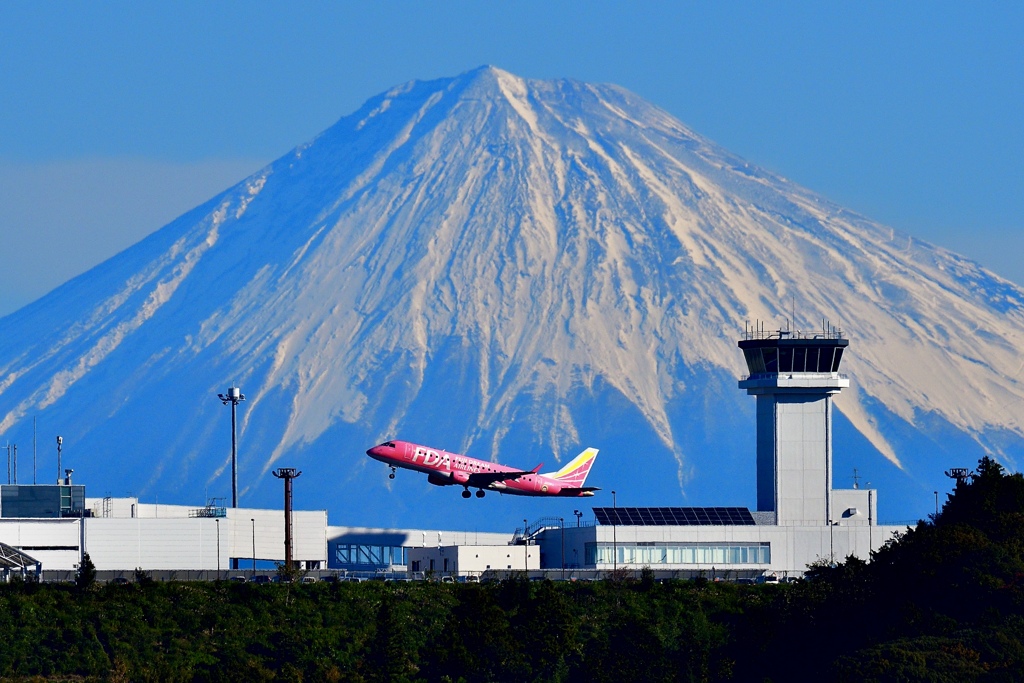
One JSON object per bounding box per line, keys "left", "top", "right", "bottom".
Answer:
{"left": 427, "top": 473, "right": 453, "bottom": 487}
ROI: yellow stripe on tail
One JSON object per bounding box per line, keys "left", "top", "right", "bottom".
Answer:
{"left": 547, "top": 447, "right": 599, "bottom": 486}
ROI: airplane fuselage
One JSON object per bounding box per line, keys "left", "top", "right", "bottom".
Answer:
{"left": 366, "top": 440, "right": 597, "bottom": 498}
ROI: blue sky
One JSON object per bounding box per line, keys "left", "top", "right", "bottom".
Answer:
{"left": 2, "top": 2, "right": 1022, "bottom": 316}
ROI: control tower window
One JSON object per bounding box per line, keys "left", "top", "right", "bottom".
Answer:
{"left": 778, "top": 347, "right": 793, "bottom": 374}
{"left": 831, "top": 348, "right": 844, "bottom": 372}
{"left": 763, "top": 348, "right": 778, "bottom": 373}
{"left": 743, "top": 349, "right": 766, "bottom": 374}
{"left": 793, "top": 348, "right": 807, "bottom": 372}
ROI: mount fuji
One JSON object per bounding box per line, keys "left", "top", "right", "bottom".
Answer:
{"left": 2, "top": 66, "right": 1023, "bottom": 531}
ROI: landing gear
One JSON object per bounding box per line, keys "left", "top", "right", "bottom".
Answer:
{"left": 388, "top": 466, "right": 396, "bottom": 480}
{"left": 475, "top": 490, "right": 486, "bottom": 498}
{"left": 462, "top": 489, "right": 471, "bottom": 499}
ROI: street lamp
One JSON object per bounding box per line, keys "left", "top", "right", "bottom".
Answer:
{"left": 573, "top": 509, "right": 582, "bottom": 527}
{"left": 251, "top": 518, "right": 256, "bottom": 575}
{"left": 612, "top": 490, "right": 617, "bottom": 574}
{"left": 217, "top": 387, "right": 245, "bottom": 508}
{"left": 523, "top": 518, "right": 529, "bottom": 575}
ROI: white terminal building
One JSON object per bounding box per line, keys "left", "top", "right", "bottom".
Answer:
{"left": 0, "top": 487, "right": 327, "bottom": 578}
{"left": 1, "top": 327, "right": 904, "bottom": 580}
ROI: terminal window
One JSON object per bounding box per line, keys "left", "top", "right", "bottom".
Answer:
{"left": 586, "top": 542, "right": 770, "bottom": 566}
{"left": 334, "top": 544, "right": 407, "bottom": 568}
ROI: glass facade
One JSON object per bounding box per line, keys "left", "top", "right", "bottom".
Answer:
{"left": 586, "top": 542, "right": 770, "bottom": 566}
{"left": 742, "top": 345, "right": 844, "bottom": 375}
{"left": 334, "top": 543, "right": 407, "bottom": 568}
{"left": 1, "top": 485, "right": 86, "bottom": 518}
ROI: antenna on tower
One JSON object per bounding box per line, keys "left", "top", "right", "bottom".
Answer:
{"left": 944, "top": 467, "right": 972, "bottom": 485}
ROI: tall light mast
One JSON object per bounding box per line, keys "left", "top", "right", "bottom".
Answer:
{"left": 217, "top": 387, "right": 245, "bottom": 508}
{"left": 273, "top": 468, "right": 302, "bottom": 571}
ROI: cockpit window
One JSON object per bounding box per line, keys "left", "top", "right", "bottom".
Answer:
{"left": 381, "top": 441, "right": 396, "bottom": 448}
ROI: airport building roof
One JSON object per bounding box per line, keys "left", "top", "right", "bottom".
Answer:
{"left": 594, "top": 507, "right": 756, "bottom": 526}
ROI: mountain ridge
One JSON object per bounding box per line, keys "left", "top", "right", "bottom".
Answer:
{"left": 1, "top": 66, "right": 1022, "bottom": 528}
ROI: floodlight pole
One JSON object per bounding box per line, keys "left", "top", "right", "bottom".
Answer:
{"left": 273, "top": 468, "right": 302, "bottom": 570}
{"left": 612, "top": 490, "right": 617, "bottom": 574}
{"left": 217, "top": 387, "right": 245, "bottom": 508}
{"left": 56, "top": 436, "right": 63, "bottom": 485}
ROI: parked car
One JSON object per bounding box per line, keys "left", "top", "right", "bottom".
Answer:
{"left": 300, "top": 576, "right": 317, "bottom": 584}
{"left": 249, "top": 575, "right": 271, "bottom": 584}
{"left": 229, "top": 576, "right": 246, "bottom": 583}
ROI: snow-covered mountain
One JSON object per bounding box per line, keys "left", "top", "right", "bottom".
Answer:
{"left": 2, "top": 66, "right": 1022, "bottom": 531}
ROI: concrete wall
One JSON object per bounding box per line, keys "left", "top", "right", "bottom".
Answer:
{"left": 408, "top": 544, "right": 538, "bottom": 575}
{"left": 832, "top": 488, "right": 876, "bottom": 526}
{"left": 0, "top": 518, "right": 81, "bottom": 571}
{"left": 775, "top": 395, "right": 830, "bottom": 526}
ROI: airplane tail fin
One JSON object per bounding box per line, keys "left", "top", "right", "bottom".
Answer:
{"left": 545, "top": 448, "right": 599, "bottom": 487}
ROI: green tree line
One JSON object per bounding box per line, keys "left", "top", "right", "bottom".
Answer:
{"left": 1, "top": 456, "right": 1022, "bottom": 682}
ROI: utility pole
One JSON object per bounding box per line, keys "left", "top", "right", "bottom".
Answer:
{"left": 217, "top": 387, "right": 245, "bottom": 508}
{"left": 273, "top": 468, "right": 302, "bottom": 571}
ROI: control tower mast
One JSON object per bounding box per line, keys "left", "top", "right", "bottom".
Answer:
{"left": 738, "top": 321, "right": 849, "bottom": 526}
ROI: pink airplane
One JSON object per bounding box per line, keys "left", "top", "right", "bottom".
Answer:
{"left": 366, "top": 440, "right": 600, "bottom": 499}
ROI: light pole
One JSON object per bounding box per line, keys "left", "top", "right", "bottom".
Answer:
{"left": 273, "top": 468, "right": 302, "bottom": 571}
{"left": 934, "top": 491, "right": 939, "bottom": 517}
{"left": 251, "top": 518, "right": 256, "bottom": 575}
{"left": 523, "top": 518, "right": 529, "bottom": 575}
{"left": 612, "top": 490, "right": 617, "bottom": 574}
{"left": 217, "top": 387, "right": 245, "bottom": 508}
{"left": 560, "top": 518, "right": 565, "bottom": 580}
{"left": 829, "top": 520, "right": 835, "bottom": 565}
{"left": 56, "top": 436, "right": 62, "bottom": 485}
{"left": 573, "top": 509, "right": 582, "bottom": 527}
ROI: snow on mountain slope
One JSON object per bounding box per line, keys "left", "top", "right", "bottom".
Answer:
{"left": 1, "top": 66, "right": 1022, "bottom": 529}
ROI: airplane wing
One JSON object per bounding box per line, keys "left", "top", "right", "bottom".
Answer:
{"left": 466, "top": 463, "right": 541, "bottom": 488}
{"left": 557, "top": 486, "right": 600, "bottom": 497}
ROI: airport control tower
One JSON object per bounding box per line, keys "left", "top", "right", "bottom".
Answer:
{"left": 738, "top": 323, "right": 849, "bottom": 526}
